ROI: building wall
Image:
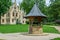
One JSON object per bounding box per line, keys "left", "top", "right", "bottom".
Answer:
{"left": 1, "top": 3, "right": 26, "bottom": 24}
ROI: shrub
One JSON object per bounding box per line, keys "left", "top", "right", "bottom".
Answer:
{"left": 55, "top": 20, "right": 60, "bottom": 24}
{"left": 26, "top": 21, "right": 29, "bottom": 24}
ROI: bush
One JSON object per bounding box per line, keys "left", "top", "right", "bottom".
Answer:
{"left": 55, "top": 20, "right": 60, "bottom": 24}
{"left": 26, "top": 21, "right": 29, "bottom": 24}
{"left": 44, "top": 22, "right": 55, "bottom": 25}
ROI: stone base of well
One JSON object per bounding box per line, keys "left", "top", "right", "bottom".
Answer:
{"left": 29, "top": 26, "right": 43, "bottom": 34}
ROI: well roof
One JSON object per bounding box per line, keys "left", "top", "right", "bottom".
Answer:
{"left": 26, "top": 4, "right": 46, "bottom": 18}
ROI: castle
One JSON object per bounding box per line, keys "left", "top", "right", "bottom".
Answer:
{"left": 1, "top": 0, "right": 26, "bottom": 24}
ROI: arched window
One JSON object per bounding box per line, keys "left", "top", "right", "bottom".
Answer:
{"left": 6, "top": 18, "right": 10, "bottom": 23}
{"left": 12, "top": 19, "right": 14, "bottom": 22}
{"left": 14, "top": 7, "right": 16, "bottom": 9}
{"left": 13, "top": 12, "right": 14, "bottom": 16}
{"left": 7, "top": 13, "right": 10, "bottom": 17}
{"left": 16, "top": 13, "right": 18, "bottom": 17}
{"left": 2, "top": 19, "right": 4, "bottom": 23}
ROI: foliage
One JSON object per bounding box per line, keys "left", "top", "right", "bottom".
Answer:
{"left": 20, "top": 0, "right": 34, "bottom": 14}
{"left": 20, "top": 0, "right": 46, "bottom": 14}
{"left": 48, "top": 0, "right": 60, "bottom": 22}
{"left": 20, "top": 0, "right": 60, "bottom": 23}
{"left": 55, "top": 20, "right": 60, "bottom": 24}
{"left": 0, "top": 0, "right": 12, "bottom": 15}
{"left": 0, "top": 0, "right": 12, "bottom": 24}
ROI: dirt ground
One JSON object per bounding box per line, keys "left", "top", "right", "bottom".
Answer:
{"left": 0, "top": 33, "right": 60, "bottom": 40}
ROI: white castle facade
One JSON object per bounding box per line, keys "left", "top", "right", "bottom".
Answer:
{"left": 1, "top": 0, "right": 26, "bottom": 24}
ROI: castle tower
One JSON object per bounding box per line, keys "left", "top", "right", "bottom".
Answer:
{"left": 14, "top": 0, "right": 17, "bottom": 8}
{"left": 14, "top": 0, "right": 16, "bottom": 4}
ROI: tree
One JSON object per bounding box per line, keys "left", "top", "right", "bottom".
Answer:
{"left": 48, "top": 0, "right": 60, "bottom": 22}
{"left": 0, "top": 0, "right": 12, "bottom": 24}
{"left": 35, "top": 0, "right": 46, "bottom": 13}
{"left": 20, "top": 0, "right": 60, "bottom": 23}
{"left": 20, "top": 0, "right": 46, "bottom": 14}
{"left": 20, "top": 0, "right": 34, "bottom": 14}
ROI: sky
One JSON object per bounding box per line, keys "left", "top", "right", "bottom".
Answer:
{"left": 12, "top": 0, "right": 23, "bottom": 5}
{"left": 12, "top": 0, "right": 50, "bottom": 6}
{"left": 46, "top": 0, "right": 50, "bottom": 6}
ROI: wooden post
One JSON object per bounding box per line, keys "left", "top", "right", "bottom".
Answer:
{"left": 29, "top": 17, "right": 34, "bottom": 34}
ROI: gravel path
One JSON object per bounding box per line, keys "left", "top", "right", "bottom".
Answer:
{"left": 0, "top": 33, "right": 60, "bottom": 40}
{"left": 51, "top": 26, "right": 60, "bottom": 32}
{"left": 55, "top": 26, "right": 60, "bottom": 32}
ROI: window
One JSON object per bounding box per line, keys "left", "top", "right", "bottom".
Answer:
{"left": 7, "top": 13, "right": 10, "bottom": 17}
{"left": 23, "top": 21, "right": 24, "bottom": 23}
{"left": 16, "top": 13, "right": 18, "bottom": 17}
{"left": 13, "top": 12, "right": 14, "bottom": 16}
{"left": 12, "top": 19, "right": 14, "bottom": 22}
{"left": 14, "top": 7, "right": 16, "bottom": 9}
{"left": 6, "top": 19, "right": 10, "bottom": 23}
{"left": 8, "top": 13, "right": 10, "bottom": 16}
{"left": 2, "top": 19, "right": 4, "bottom": 23}
{"left": 16, "top": 19, "right": 19, "bottom": 24}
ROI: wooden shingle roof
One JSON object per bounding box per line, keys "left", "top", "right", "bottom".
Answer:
{"left": 26, "top": 4, "right": 46, "bottom": 18}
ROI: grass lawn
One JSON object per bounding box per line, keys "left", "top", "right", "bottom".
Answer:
{"left": 0, "top": 24, "right": 28, "bottom": 33}
{"left": 43, "top": 25, "right": 59, "bottom": 33}
{"left": 0, "top": 24, "right": 59, "bottom": 33}
{"left": 51, "top": 38, "right": 60, "bottom": 40}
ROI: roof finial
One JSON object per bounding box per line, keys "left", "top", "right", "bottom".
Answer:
{"left": 15, "top": 0, "right": 16, "bottom": 3}
{"left": 14, "top": 0, "right": 17, "bottom": 7}
{"left": 14, "top": 0, "right": 16, "bottom": 4}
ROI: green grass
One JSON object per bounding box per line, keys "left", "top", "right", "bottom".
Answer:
{"left": 0, "top": 24, "right": 59, "bottom": 33}
{"left": 0, "top": 24, "right": 29, "bottom": 33}
{"left": 43, "top": 25, "right": 59, "bottom": 33}
{"left": 51, "top": 38, "right": 60, "bottom": 40}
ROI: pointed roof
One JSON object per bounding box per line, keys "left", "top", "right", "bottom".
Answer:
{"left": 26, "top": 4, "right": 46, "bottom": 18}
